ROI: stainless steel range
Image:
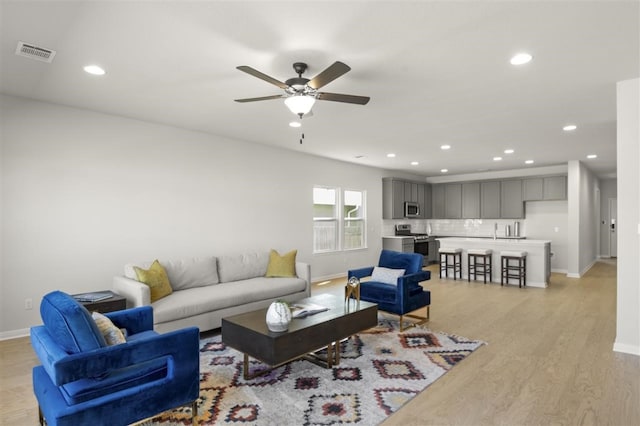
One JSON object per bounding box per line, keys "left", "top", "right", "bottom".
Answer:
{"left": 395, "top": 224, "right": 439, "bottom": 265}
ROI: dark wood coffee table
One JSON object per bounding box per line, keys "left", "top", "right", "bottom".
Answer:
{"left": 222, "top": 293, "right": 377, "bottom": 379}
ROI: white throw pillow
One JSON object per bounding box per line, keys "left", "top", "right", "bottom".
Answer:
{"left": 371, "top": 266, "right": 406, "bottom": 285}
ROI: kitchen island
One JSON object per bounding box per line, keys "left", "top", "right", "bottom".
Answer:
{"left": 436, "top": 237, "right": 551, "bottom": 288}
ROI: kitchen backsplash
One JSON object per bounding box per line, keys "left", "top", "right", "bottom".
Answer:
{"left": 383, "top": 219, "right": 526, "bottom": 238}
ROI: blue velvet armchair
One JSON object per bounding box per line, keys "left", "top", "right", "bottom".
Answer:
{"left": 30, "top": 291, "right": 200, "bottom": 426}
{"left": 348, "top": 249, "right": 431, "bottom": 331}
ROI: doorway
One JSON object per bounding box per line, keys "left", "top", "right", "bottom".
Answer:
{"left": 609, "top": 198, "right": 617, "bottom": 258}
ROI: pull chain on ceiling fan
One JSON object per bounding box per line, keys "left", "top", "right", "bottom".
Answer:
{"left": 234, "top": 61, "right": 370, "bottom": 118}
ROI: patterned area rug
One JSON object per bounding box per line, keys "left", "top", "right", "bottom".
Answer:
{"left": 142, "top": 315, "right": 484, "bottom": 425}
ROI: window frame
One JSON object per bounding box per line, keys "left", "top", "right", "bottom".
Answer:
{"left": 313, "top": 185, "right": 367, "bottom": 254}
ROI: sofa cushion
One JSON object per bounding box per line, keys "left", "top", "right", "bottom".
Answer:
{"left": 217, "top": 252, "right": 269, "bottom": 283}
{"left": 124, "top": 257, "right": 219, "bottom": 290}
{"left": 134, "top": 260, "right": 173, "bottom": 302}
{"left": 266, "top": 249, "right": 297, "bottom": 278}
{"left": 151, "top": 277, "right": 307, "bottom": 324}
{"left": 40, "top": 291, "right": 106, "bottom": 354}
{"left": 371, "top": 266, "right": 406, "bottom": 285}
{"left": 92, "top": 312, "right": 126, "bottom": 346}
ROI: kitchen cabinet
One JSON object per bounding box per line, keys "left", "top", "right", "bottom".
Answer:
{"left": 383, "top": 178, "right": 429, "bottom": 219}
{"left": 422, "top": 183, "right": 432, "bottom": 218}
{"left": 462, "top": 182, "right": 481, "bottom": 218}
{"left": 543, "top": 176, "right": 567, "bottom": 200}
{"left": 523, "top": 178, "right": 543, "bottom": 201}
{"left": 431, "top": 184, "right": 445, "bottom": 218}
{"left": 481, "top": 181, "right": 501, "bottom": 218}
{"left": 382, "top": 179, "right": 405, "bottom": 219}
{"left": 500, "top": 179, "right": 524, "bottom": 218}
{"left": 523, "top": 176, "right": 567, "bottom": 201}
{"left": 382, "top": 237, "right": 414, "bottom": 253}
{"left": 445, "top": 183, "right": 462, "bottom": 219}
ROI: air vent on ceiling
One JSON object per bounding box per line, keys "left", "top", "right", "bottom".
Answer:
{"left": 15, "top": 41, "right": 56, "bottom": 63}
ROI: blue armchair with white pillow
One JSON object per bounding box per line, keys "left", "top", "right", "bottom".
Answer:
{"left": 348, "top": 249, "right": 431, "bottom": 331}
{"left": 30, "top": 291, "right": 200, "bottom": 426}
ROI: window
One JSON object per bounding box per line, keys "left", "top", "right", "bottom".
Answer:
{"left": 313, "top": 186, "right": 366, "bottom": 253}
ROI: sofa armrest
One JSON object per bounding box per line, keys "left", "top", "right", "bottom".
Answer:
{"left": 34, "top": 326, "right": 200, "bottom": 386}
{"left": 296, "top": 262, "right": 312, "bottom": 296}
{"left": 104, "top": 306, "right": 154, "bottom": 335}
{"left": 348, "top": 266, "right": 375, "bottom": 280}
{"left": 113, "top": 276, "right": 150, "bottom": 307}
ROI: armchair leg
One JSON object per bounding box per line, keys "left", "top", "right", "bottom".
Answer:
{"left": 38, "top": 405, "right": 45, "bottom": 426}
{"left": 398, "top": 306, "right": 430, "bottom": 332}
{"left": 191, "top": 400, "right": 198, "bottom": 425}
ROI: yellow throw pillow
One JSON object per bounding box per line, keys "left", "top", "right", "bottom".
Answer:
{"left": 266, "top": 249, "right": 297, "bottom": 278}
{"left": 134, "top": 259, "right": 173, "bottom": 302}
{"left": 92, "top": 311, "right": 126, "bottom": 346}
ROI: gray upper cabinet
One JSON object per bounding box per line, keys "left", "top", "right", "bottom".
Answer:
{"left": 383, "top": 178, "right": 430, "bottom": 219}
{"left": 523, "top": 178, "right": 544, "bottom": 201}
{"left": 444, "top": 183, "right": 462, "bottom": 219}
{"left": 480, "top": 181, "right": 501, "bottom": 218}
{"left": 422, "top": 183, "right": 432, "bottom": 219}
{"left": 462, "top": 182, "right": 481, "bottom": 218}
{"left": 523, "top": 176, "right": 567, "bottom": 201}
{"left": 382, "top": 178, "right": 405, "bottom": 219}
{"left": 500, "top": 179, "right": 524, "bottom": 218}
{"left": 431, "top": 184, "right": 445, "bottom": 218}
{"left": 543, "top": 176, "right": 567, "bottom": 200}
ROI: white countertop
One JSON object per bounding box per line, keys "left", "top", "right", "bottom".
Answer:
{"left": 436, "top": 237, "right": 551, "bottom": 245}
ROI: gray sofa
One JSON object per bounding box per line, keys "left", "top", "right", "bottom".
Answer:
{"left": 113, "top": 252, "right": 311, "bottom": 333}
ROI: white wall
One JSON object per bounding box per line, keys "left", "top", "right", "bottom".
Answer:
{"left": 614, "top": 78, "right": 640, "bottom": 356}
{"left": 523, "top": 200, "right": 568, "bottom": 272}
{"left": 0, "top": 95, "right": 388, "bottom": 336}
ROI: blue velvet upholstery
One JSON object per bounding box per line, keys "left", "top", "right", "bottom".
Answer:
{"left": 348, "top": 250, "right": 431, "bottom": 319}
{"left": 31, "top": 291, "right": 200, "bottom": 426}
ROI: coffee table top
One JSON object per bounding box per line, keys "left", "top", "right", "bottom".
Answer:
{"left": 221, "top": 293, "right": 378, "bottom": 366}
{"left": 222, "top": 293, "right": 376, "bottom": 336}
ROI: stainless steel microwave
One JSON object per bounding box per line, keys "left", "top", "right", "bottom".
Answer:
{"left": 404, "top": 202, "right": 420, "bottom": 217}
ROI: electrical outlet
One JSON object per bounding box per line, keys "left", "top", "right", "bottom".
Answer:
{"left": 25, "top": 298, "right": 33, "bottom": 310}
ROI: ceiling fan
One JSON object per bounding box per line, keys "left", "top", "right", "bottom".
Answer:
{"left": 234, "top": 61, "right": 370, "bottom": 118}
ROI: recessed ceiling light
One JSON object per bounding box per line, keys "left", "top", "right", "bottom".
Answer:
{"left": 587, "top": 154, "right": 598, "bottom": 159}
{"left": 440, "top": 168, "right": 448, "bottom": 173}
{"left": 289, "top": 121, "right": 301, "bottom": 128}
{"left": 387, "top": 153, "right": 396, "bottom": 158}
{"left": 493, "top": 156, "right": 503, "bottom": 161}
{"left": 83, "top": 65, "right": 105, "bottom": 75}
{"left": 510, "top": 53, "right": 533, "bottom": 65}
{"left": 440, "top": 145, "right": 451, "bottom": 150}
{"left": 525, "top": 160, "right": 535, "bottom": 164}
{"left": 410, "top": 161, "right": 419, "bottom": 166}
{"left": 504, "top": 149, "right": 514, "bottom": 154}
{"left": 563, "top": 124, "right": 577, "bottom": 131}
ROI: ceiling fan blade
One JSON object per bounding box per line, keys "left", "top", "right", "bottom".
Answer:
{"left": 236, "top": 66, "right": 289, "bottom": 90}
{"left": 317, "top": 92, "right": 370, "bottom": 105}
{"left": 234, "top": 94, "right": 285, "bottom": 103}
{"left": 307, "top": 61, "right": 351, "bottom": 89}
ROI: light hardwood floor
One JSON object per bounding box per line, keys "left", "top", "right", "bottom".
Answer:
{"left": 2, "top": 260, "right": 638, "bottom": 425}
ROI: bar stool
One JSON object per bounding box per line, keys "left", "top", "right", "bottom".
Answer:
{"left": 439, "top": 247, "right": 462, "bottom": 280}
{"left": 501, "top": 251, "right": 527, "bottom": 288}
{"left": 468, "top": 249, "right": 492, "bottom": 284}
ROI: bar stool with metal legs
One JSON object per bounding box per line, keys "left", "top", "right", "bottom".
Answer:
{"left": 439, "top": 247, "right": 462, "bottom": 280}
{"left": 468, "top": 248, "right": 492, "bottom": 283}
{"left": 500, "top": 251, "right": 527, "bottom": 287}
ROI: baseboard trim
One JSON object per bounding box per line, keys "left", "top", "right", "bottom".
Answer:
{"left": 312, "top": 273, "right": 347, "bottom": 284}
{"left": 566, "top": 273, "right": 581, "bottom": 278}
{"left": 0, "top": 328, "right": 30, "bottom": 341}
{"left": 613, "top": 342, "right": 640, "bottom": 356}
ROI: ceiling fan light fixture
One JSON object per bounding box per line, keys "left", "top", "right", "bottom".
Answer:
{"left": 285, "top": 94, "right": 316, "bottom": 117}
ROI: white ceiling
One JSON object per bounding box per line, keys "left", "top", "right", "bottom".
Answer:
{"left": 1, "top": 1, "right": 638, "bottom": 177}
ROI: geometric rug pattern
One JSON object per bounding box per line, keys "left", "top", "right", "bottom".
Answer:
{"left": 141, "top": 314, "right": 485, "bottom": 425}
